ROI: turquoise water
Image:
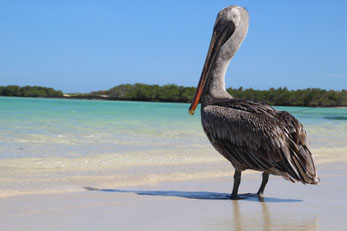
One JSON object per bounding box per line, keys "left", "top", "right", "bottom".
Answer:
{"left": 0, "top": 97, "right": 346, "bottom": 197}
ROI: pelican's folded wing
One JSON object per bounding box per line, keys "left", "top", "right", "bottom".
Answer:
{"left": 201, "top": 99, "right": 319, "bottom": 184}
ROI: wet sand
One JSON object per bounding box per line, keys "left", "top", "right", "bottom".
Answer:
{"left": 1, "top": 162, "right": 346, "bottom": 231}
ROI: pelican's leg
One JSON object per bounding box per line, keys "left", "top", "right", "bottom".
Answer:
{"left": 257, "top": 172, "right": 269, "bottom": 196}
{"left": 230, "top": 170, "right": 242, "bottom": 200}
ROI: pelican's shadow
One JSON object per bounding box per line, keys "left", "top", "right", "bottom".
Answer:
{"left": 83, "top": 187, "right": 302, "bottom": 203}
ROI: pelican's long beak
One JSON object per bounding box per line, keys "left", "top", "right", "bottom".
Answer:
{"left": 188, "top": 34, "right": 217, "bottom": 116}
{"left": 188, "top": 20, "right": 234, "bottom": 116}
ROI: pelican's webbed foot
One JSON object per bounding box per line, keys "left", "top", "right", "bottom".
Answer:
{"left": 230, "top": 193, "right": 265, "bottom": 201}
{"left": 229, "top": 193, "right": 251, "bottom": 200}
{"left": 230, "top": 194, "right": 247, "bottom": 200}
{"left": 257, "top": 192, "right": 264, "bottom": 198}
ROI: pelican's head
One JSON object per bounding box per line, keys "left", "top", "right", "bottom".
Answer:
{"left": 189, "top": 6, "right": 249, "bottom": 115}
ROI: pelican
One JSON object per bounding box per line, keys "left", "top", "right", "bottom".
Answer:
{"left": 189, "top": 6, "right": 319, "bottom": 199}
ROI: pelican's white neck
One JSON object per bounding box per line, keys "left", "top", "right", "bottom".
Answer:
{"left": 205, "top": 7, "right": 249, "bottom": 100}
{"left": 207, "top": 57, "right": 233, "bottom": 100}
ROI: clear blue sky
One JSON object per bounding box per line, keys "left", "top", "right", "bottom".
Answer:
{"left": 1, "top": 0, "right": 346, "bottom": 93}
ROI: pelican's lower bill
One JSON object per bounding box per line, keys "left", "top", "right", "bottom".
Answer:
{"left": 0, "top": 97, "right": 347, "bottom": 230}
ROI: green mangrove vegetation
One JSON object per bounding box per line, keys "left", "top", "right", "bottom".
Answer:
{"left": 89, "top": 84, "right": 347, "bottom": 107}
{"left": 0, "top": 85, "right": 63, "bottom": 97}
{"left": 1, "top": 84, "right": 347, "bottom": 107}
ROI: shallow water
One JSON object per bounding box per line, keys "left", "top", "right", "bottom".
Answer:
{"left": 0, "top": 97, "right": 346, "bottom": 197}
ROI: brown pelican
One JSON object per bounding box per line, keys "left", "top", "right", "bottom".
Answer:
{"left": 189, "top": 6, "right": 319, "bottom": 199}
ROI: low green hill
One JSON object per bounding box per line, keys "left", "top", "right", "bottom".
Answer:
{"left": 0, "top": 85, "right": 63, "bottom": 97}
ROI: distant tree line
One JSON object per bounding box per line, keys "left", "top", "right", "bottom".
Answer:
{"left": 2, "top": 84, "right": 347, "bottom": 107}
{"left": 227, "top": 87, "right": 347, "bottom": 107}
{"left": 89, "top": 83, "right": 347, "bottom": 107}
{"left": 91, "top": 84, "right": 196, "bottom": 103}
{"left": 0, "top": 85, "right": 63, "bottom": 97}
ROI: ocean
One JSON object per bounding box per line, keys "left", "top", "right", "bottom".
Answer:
{"left": 0, "top": 96, "right": 346, "bottom": 197}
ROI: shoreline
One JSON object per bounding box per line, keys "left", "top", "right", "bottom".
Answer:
{"left": 0, "top": 161, "right": 344, "bottom": 199}
{"left": 1, "top": 95, "right": 347, "bottom": 108}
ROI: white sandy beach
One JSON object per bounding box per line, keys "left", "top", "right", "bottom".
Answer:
{"left": 1, "top": 162, "right": 346, "bottom": 231}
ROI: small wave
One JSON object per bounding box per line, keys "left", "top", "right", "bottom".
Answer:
{"left": 0, "top": 147, "right": 223, "bottom": 170}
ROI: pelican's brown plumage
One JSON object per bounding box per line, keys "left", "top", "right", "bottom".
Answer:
{"left": 189, "top": 6, "right": 319, "bottom": 199}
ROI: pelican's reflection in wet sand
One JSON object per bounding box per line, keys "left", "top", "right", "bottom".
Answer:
{"left": 231, "top": 201, "right": 243, "bottom": 231}
{"left": 215, "top": 199, "right": 318, "bottom": 231}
